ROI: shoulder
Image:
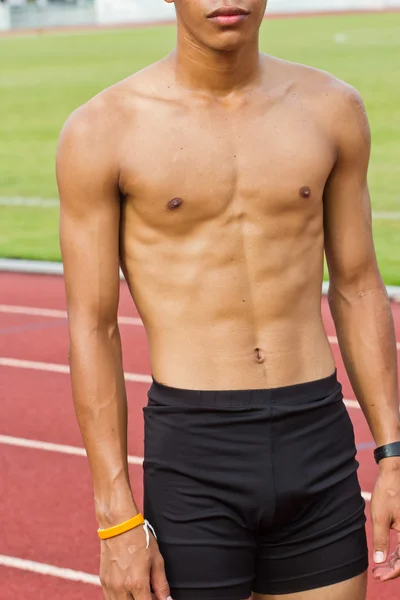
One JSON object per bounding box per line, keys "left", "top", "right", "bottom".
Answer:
{"left": 325, "top": 79, "right": 370, "bottom": 150}
{"left": 305, "top": 66, "right": 369, "bottom": 137}
{"left": 266, "top": 55, "right": 368, "bottom": 124}
{"left": 266, "top": 56, "right": 370, "bottom": 155}
{"left": 57, "top": 60, "right": 173, "bottom": 162}
{"left": 55, "top": 79, "right": 134, "bottom": 192}
{"left": 283, "top": 58, "right": 369, "bottom": 142}
{"left": 57, "top": 80, "right": 131, "bottom": 160}
{"left": 302, "top": 66, "right": 370, "bottom": 155}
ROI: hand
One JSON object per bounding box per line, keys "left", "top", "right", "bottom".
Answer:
{"left": 100, "top": 521, "right": 171, "bottom": 600}
{"left": 371, "top": 458, "right": 400, "bottom": 582}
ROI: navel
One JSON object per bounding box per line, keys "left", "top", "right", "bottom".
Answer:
{"left": 299, "top": 186, "right": 312, "bottom": 199}
{"left": 167, "top": 197, "right": 184, "bottom": 211}
{"left": 254, "top": 348, "right": 265, "bottom": 364}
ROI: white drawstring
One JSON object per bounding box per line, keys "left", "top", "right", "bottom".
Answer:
{"left": 143, "top": 519, "right": 157, "bottom": 549}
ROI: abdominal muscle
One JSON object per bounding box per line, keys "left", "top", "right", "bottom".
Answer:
{"left": 122, "top": 223, "right": 336, "bottom": 392}
{"left": 147, "top": 311, "right": 335, "bottom": 391}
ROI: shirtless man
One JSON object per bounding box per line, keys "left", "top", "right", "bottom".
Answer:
{"left": 56, "top": 1, "right": 400, "bottom": 599}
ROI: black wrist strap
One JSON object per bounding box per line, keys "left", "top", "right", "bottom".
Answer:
{"left": 374, "top": 442, "right": 400, "bottom": 464}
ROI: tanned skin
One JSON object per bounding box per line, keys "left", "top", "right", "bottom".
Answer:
{"left": 57, "top": 1, "right": 400, "bottom": 599}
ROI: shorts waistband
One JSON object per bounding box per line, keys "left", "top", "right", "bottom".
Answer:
{"left": 148, "top": 371, "right": 341, "bottom": 408}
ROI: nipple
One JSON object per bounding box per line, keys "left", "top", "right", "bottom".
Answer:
{"left": 299, "top": 186, "right": 312, "bottom": 199}
{"left": 167, "top": 197, "right": 184, "bottom": 211}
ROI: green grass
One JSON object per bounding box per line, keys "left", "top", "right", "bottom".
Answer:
{"left": 0, "top": 206, "right": 61, "bottom": 262}
{"left": 0, "top": 14, "right": 399, "bottom": 282}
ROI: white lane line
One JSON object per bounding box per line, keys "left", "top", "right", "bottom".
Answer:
{"left": 0, "top": 357, "right": 152, "bottom": 384}
{"left": 0, "top": 435, "right": 143, "bottom": 466}
{"left": 0, "top": 305, "right": 67, "bottom": 318}
{"left": 373, "top": 211, "right": 400, "bottom": 220}
{"left": 0, "top": 356, "right": 369, "bottom": 412}
{"left": 0, "top": 358, "right": 69, "bottom": 374}
{"left": 0, "top": 554, "right": 100, "bottom": 586}
{"left": 344, "top": 399, "right": 360, "bottom": 409}
{"left": 0, "top": 305, "right": 142, "bottom": 326}
{"left": 1, "top": 355, "right": 361, "bottom": 408}
{"left": 0, "top": 197, "right": 59, "bottom": 208}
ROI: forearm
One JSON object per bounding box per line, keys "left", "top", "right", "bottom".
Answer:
{"left": 329, "top": 281, "right": 400, "bottom": 446}
{"left": 69, "top": 324, "right": 137, "bottom": 526}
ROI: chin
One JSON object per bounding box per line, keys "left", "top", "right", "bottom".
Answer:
{"left": 206, "top": 31, "right": 252, "bottom": 52}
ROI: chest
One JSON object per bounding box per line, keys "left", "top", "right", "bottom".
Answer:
{"left": 119, "top": 98, "right": 335, "bottom": 227}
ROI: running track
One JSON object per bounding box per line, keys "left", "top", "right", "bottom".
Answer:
{"left": 0, "top": 272, "right": 399, "bottom": 600}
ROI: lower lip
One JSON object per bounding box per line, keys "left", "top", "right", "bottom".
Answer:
{"left": 209, "top": 14, "right": 249, "bottom": 26}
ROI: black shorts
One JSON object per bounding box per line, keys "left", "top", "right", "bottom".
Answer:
{"left": 143, "top": 372, "right": 368, "bottom": 599}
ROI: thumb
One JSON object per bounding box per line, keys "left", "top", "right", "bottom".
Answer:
{"left": 151, "top": 558, "right": 171, "bottom": 600}
{"left": 373, "top": 517, "right": 391, "bottom": 563}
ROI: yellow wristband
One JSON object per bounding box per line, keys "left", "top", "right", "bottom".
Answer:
{"left": 98, "top": 513, "right": 145, "bottom": 540}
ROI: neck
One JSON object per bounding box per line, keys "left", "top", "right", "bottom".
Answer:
{"left": 171, "top": 27, "right": 261, "bottom": 96}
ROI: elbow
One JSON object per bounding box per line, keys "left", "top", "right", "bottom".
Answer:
{"left": 68, "top": 319, "right": 119, "bottom": 354}
{"left": 328, "top": 266, "right": 386, "bottom": 309}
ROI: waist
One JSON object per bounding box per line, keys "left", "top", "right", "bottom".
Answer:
{"left": 149, "top": 350, "right": 336, "bottom": 392}
{"left": 148, "top": 370, "right": 341, "bottom": 409}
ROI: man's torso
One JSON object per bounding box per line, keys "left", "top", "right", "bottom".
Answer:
{"left": 89, "top": 54, "right": 345, "bottom": 389}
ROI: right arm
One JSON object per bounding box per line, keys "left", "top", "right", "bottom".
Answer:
{"left": 57, "top": 102, "right": 169, "bottom": 600}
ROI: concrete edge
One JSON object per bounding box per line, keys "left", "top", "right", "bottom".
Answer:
{"left": 0, "top": 258, "right": 64, "bottom": 276}
{"left": 1, "top": 258, "right": 399, "bottom": 302}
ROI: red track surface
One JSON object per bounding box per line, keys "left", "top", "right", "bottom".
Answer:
{"left": 1, "top": 271, "right": 400, "bottom": 600}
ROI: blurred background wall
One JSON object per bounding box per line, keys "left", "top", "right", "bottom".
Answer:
{"left": 1, "top": 0, "right": 400, "bottom": 31}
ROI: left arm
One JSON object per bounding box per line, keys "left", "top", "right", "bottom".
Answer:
{"left": 323, "top": 84, "right": 400, "bottom": 579}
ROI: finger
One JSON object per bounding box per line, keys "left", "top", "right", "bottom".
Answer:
{"left": 372, "top": 545, "right": 400, "bottom": 581}
{"left": 372, "top": 561, "right": 394, "bottom": 580}
{"left": 151, "top": 557, "right": 171, "bottom": 600}
{"left": 380, "top": 546, "right": 400, "bottom": 582}
{"left": 392, "top": 544, "right": 400, "bottom": 563}
{"left": 378, "top": 558, "right": 400, "bottom": 582}
{"left": 373, "top": 515, "right": 391, "bottom": 564}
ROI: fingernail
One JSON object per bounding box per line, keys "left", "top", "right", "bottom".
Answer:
{"left": 374, "top": 551, "right": 385, "bottom": 563}
{"left": 167, "top": 596, "right": 173, "bottom": 600}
